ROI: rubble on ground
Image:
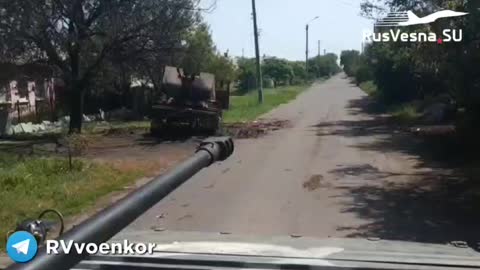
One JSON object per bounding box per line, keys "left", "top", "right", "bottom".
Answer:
{"left": 83, "top": 114, "right": 92, "bottom": 123}
{"left": 3, "top": 109, "right": 111, "bottom": 136}
{"left": 5, "top": 115, "right": 92, "bottom": 135}
{"left": 6, "top": 121, "right": 62, "bottom": 135}
{"left": 224, "top": 119, "right": 291, "bottom": 139}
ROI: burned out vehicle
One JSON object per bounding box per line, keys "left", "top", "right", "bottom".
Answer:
{"left": 150, "top": 66, "right": 230, "bottom": 136}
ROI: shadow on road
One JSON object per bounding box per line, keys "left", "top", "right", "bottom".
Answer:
{"left": 314, "top": 95, "right": 480, "bottom": 249}
{"left": 331, "top": 163, "right": 480, "bottom": 248}
{"left": 335, "top": 174, "right": 480, "bottom": 249}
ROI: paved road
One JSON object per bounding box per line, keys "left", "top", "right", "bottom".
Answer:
{"left": 126, "top": 74, "right": 477, "bottom": 244}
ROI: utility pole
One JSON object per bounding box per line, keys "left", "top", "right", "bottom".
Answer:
{"left": 305, "top": 16, "right": 319, "bottom": 74}
{"left": 318, "top": 40, "right": 321, "bottom": 57}
{"left": 251, "top": 0, "right": 263, "bottom": 104}
{"left": 305, "top": 24, "right": 309, "bottom": 72}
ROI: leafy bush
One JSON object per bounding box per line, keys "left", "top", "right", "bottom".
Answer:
{"left": 236, "top": 57, "right": 257, "bottom": 92}
{"left": 308, "top": 53, "right": 341, "bottom": 78}
{"left": 357, "top": 0, "right": 480, "bottom": 140}
{"left": 391, "top": 103, "right": 421, "bottom": 125}
{"left": 341, "top": 50, "right": 361, "bottom": 77}
{"left": 263, "top": 57, "right": 294, "bottom": 85}
{"left": 359, "top": 81, "right": 377, "bottom": 96}
{"left": 355, "top": 64, "right": 373, "bottom": 85}
{"left": 341, "top": 50, "right": 373, "bottom": 86}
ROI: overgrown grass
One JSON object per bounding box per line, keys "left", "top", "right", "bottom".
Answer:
{"left": 359, "top": 80, "right": 378, "bottom": 96}
{"left": 390, "top": 103, "right": 421, "bottom": 124}
{"left": 0, "top": 154, "right": 143, "bottom": 251}
{"left": 223, "top": 85, "right": 310, "bottom": 123}
{"left": 359, "top": 80, "right": 421, "bottom": 125}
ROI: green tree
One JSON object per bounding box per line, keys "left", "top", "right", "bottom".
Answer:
{"left": 359, "top": 0, "right": 480, "bottom": 137}
{"left": 181, "top": 24, "right": 237, "bottom": 83}
{"left": 207, "top": 54, "right": 237, "bottom": 82}
{"left": 308, "top": 53, "right": 340, "bottom": 78}
{"left": 182, "top": 23, "right": 216, "bottom": 75}
{"left": 340, "top": 50, "right": 373, "bottom": 85}
{"left": 236, "top": 57, "right": 257, "bottom": 92}
{"left": 0, "top": 0, "right": 200, "bottom": 133}
{"left": 290, "top": 61, "right": 308, "bottom": 84}
{"left": 340, "top": 50, "right": 362, "bottom": 77}
{"left": 263, "top": 57, "right": 294, "bottom": 86}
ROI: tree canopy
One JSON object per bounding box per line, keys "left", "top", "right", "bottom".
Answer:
{"left": 350, "top": 0, "right": 480, "bottom": 141}
{"left": 0, "top": 0, "right": 201, "bottom": 132}
{"left": 263, "top": 57, "right": 294, "bottom": 85}
{"left": 308, "top": 53, "right": 340, "bottom": 79}
{"left": 182, "top": 23, "right": 236, "bottom": 82}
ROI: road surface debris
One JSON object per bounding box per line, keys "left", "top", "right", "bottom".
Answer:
{"left": 303, "top": 174, "right": 324, "bottom": 191}
{"left": 224, "top": 119, "right": 291, "bottom": 139}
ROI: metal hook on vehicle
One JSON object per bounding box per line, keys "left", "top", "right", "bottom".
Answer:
{"left": 7, "top": 209, "right": 65, "bottom": 246}
{"left": 38, "top": 209, "right": 65, "bottom": 237}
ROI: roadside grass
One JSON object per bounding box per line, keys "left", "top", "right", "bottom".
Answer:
{"left": 0, "top": 154, "right": 143, "bottom": 251}
{"left": 359, "top": 80, "right": 421, "bottom": 125}
{"left": 224, "top": 84, "right": 310, "bottom": 123}
{"left": 83, "top": 121, "right": 150, "bottom": 135}
{"left": 390, "top": 103, "right": 421, "bottom": 124}
{"left": 359, "top": 81, "right": 378, "bottom": 96}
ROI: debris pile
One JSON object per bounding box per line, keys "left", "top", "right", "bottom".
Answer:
{"left": 6, "top": 120, "right": 65, "bottom": 135}
{"left": 5, "top": 110, "right": 107, "bottom": 136}
{"left": 224, "top": 119, "right": 291, "bottom": 139}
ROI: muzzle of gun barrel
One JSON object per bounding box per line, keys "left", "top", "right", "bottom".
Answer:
{"left": 197, "top": 137, "right": 235, "bottom": 164}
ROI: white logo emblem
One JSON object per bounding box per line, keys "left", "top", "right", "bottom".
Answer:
{"left": 375, "top": 10, "right": 468, "bottom": 27}
{"left": 12, "top": 239, "right": 30, "bottom": 255}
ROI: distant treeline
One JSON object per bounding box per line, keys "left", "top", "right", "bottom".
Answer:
{"left": 237, "top": 54, "right": 341, "bottom": 93}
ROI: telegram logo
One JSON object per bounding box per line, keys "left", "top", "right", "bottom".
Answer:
{"left": 6, "top": 231, "right": 38, "bottom": 263}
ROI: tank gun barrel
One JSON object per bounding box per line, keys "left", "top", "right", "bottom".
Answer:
{"left": 7, "top": 137, "right": 234, "bottom": 270}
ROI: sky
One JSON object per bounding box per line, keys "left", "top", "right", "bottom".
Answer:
{"left": 200, "top": 0, "right": 374, "bottom": 61}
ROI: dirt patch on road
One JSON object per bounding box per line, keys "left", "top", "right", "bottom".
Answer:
{"left": 224, "top": 119, "right": 291, "bottom": 139}
{"left": 303, "top": 174, "right": 325, "bottom": 191}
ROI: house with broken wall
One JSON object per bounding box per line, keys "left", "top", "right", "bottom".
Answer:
{"left": 0, "top": 63, "right": 57, "bottom": 136}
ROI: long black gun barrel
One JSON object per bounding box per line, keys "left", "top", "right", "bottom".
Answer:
{"left": 6, "top": 137, "right": 234, "bottom": 270}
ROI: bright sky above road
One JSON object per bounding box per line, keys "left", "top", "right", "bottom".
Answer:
{"left": 201, "top": 0, "right": 374, "bottom": 60}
